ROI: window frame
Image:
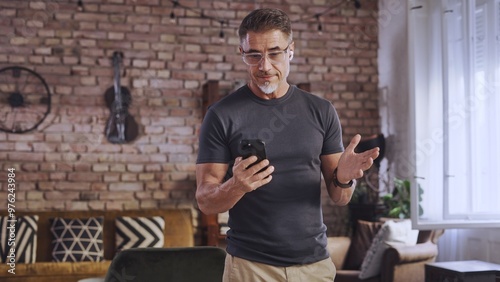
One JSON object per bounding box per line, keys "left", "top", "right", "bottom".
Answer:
{"left": 407, "top": 0, "right": 500, "bottom": 229}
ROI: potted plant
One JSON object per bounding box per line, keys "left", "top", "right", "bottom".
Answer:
{"left": 348, "top": 177, "right": 387, "bottom": 231}
{"left": 381, "top": 178, "right": 423, "bottom": 219}
{"left": 350, "top": 180, "right": 370, "bottom": 204}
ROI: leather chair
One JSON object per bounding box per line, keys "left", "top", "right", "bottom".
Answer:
{"left": 104, "top": 247, "right": 226, "bottom": 282}
{"left": 327, "top": 220, "right": 444, "bottom": 282}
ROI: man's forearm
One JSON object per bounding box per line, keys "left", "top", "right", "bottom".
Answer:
{"left": 196, "top": 179, "right": 246, "bottom": 215}
{"left": 327, "top": 179, "right": 356, "bottom": 206}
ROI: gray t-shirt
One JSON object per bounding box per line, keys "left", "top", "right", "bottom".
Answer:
{"left": 197, "top": 85, "right": 344, "bottom": 266}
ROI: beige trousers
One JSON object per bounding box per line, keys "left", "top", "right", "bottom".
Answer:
{"left": 222, "top": 255, "right": 336, "bottom": 282}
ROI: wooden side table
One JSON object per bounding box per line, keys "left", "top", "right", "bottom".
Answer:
{"left": 425, "top": 260, "right": 500, "bottom": 282}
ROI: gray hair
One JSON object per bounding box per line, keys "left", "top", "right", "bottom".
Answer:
{"left": 238, "top": 8, "right": 293, "bottom": 43}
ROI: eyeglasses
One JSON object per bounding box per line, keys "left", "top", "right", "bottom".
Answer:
{"left": 241, "top": 44, "right": 291, "bottom": 66}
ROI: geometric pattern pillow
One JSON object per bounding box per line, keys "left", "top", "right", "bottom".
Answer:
{"left": 0, "top": 215, "right": 38, "bottom": 263}
{"left": 50, "top": 217, "right": 104, "bottom": 262}
{"left": 115, "top": 216, "right": 164, "bottom": 252}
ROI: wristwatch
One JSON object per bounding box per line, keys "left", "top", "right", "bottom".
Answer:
{"left": 333, "top": 168, "right": 353, "bottom": 188}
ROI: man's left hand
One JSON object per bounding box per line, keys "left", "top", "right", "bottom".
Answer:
{"left": 336, "top": 134, "right": 380, "bottom": 184}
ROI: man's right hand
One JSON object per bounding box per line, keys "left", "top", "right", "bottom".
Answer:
{"left": 195, "top": 157, "right": 274, "bottom": 214}
{"left": 230, "top": 156, "right": 274, "bottom": 193}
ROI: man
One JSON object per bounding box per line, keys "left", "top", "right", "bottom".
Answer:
{"left": 196, "top": 8, "right": 379, "bottom": 282}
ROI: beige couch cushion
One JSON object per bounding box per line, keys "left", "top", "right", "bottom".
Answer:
{"left": 327, "top": 236, "right": 351, "bottom": 269}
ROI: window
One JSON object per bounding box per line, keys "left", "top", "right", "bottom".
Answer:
{"left": 408, "top": 0, "right": 500, "bottom": 228}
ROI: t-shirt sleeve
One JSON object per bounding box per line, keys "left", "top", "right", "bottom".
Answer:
{"left": 321, "top": 103, "right": 344, "bottom": 155}
{"left": 196, "top": 107, "right": 231, "bottom": 164}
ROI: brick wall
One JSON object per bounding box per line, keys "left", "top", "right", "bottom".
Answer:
{"left": 0, "top": 0, "right": 379, "bottom": 237}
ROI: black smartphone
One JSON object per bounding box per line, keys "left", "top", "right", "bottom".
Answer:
{"left": 239, "top": 139, "right": 267, "bottom": 170}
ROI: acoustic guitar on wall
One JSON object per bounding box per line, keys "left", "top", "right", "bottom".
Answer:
{"left": 104, "top": 51, "right": 139, "bottom": 144}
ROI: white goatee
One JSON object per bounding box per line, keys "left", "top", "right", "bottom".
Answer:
{"left": 259, "top": 81, "right": 278, "bottom": 94}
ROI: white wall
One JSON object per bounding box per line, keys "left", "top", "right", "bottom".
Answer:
{"left": 438, "top": 229, "right": 500, "bottom": 264}
{"left": 377, "top": 0, "right": 500, "bottom": 263}
{"left": 377, "top": 0, "right": 412, "bottom": 185}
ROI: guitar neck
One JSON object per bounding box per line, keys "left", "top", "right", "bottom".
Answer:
{"left": 113, "top": 54, "right": 123, "bottom": 108}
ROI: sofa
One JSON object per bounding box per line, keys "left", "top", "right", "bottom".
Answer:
{"left": 0, "top": 209, "right": 194, "bottom": 282}
{"left": 327, "top": 219, "right": 444, "bottom": 282}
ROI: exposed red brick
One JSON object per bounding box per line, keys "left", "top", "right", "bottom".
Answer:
{"left": 1, "top": 1, "right": 379, "bottom": 237}
{"left": 105, "top": 201, "right": 124, "bottom": 210}
{"left": 109, "top": 182, "right": 144, "bottom": 191}
{"left": 55, "top": 181, "right": 91, "bottom": 190}
{"left": 122, "top": 201, "right": 140, "bottom": 210}
{"left": 9, "top": 152, "right": 44, "bottom": 162}
{"left": 68, "top": 172, "right": 102, "bottom": 182}
{"left": 74, "top": 13, "right": 109, "bottom": 22}
{"left": 49, "top": 172, "right": 66, "bottom": 181}
{"left": 139, "top": 200, "right": 158, "bottom": 209}
{"left": 45, "top": 191, "right": 79, "bottom": 200}
{"left": 121, "top": 173, "right": 138, "bottom": 181}
{"left": 100, "top": 191, "right": 135, "bottom": 200}
{"left": 88, "top": 201, "right": 106, "bottom": 210}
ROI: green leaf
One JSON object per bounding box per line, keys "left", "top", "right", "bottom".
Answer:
{"left": 382, "top": 178, "right": 424, "bottom": 219}
{"left": 388, "top": 207, "right": 401, "bottom": 218}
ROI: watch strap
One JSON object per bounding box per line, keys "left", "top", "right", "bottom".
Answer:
{"left": 333, "top": 168, "right": 353, "bottom": 188}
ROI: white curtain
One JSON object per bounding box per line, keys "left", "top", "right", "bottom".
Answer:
{"left": 436, "top": 229, "right": 460, "bottom": 261}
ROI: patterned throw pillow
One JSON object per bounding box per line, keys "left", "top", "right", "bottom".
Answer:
{"left": 0, "top": 215, "right": 38, "bottom": 263}
{"left": 50, "top": 217, "right": 104, "bottom": 262}
{"left": 115, "top": 216, "right": 165, "bottom": 251}
{"left": 358, "top": 219, "right": 419, "bottom": 279}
